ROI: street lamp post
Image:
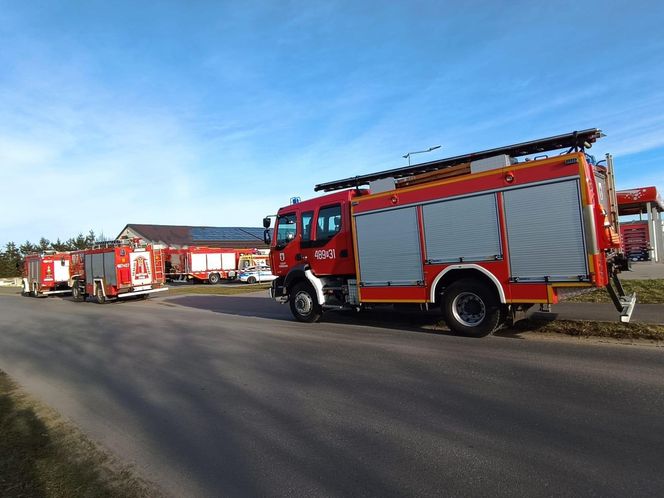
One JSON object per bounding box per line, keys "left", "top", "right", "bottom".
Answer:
{"left": 403, "top": 145, "right": 441, "bottom": 166}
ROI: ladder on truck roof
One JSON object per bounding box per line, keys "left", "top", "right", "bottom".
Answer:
{"left": 314, "top": 128, "right": 604, "bottom": 192}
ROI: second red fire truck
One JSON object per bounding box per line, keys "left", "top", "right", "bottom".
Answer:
{"left": 69, "top": 240, "right": 168, "bottom": 303}
{"left": 264, "top": 129, "right": 635, "bottom": 336}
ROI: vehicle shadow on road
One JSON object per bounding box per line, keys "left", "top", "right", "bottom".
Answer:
{"left": 164, "top": 295, "right": 455, "bottom": 336}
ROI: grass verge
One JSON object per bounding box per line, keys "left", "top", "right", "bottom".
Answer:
{"left": 0, "top": 370, "right": 156, "bottom": 497}
{"left": 564, "top": 279, "right": 664, "bottom": 304}
{"left": 164, "top": 283, "right": 271, "bottom": 296}
{"left": 505, "top": 318, "right": 664, "bottom": 341}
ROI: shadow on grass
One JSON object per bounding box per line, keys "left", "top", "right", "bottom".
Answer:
{"left": 0, "top": 372, "right": 152, "bottom": 498}
{"left": 0, "top": 375, "right": 50, "bottom": 497}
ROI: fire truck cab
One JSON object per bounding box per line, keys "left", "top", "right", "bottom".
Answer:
{"left": 265, "top": 129, "right": 635, "bottom": 336}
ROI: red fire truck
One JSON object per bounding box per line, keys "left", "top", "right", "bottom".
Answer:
{"left": 164, "top": 247, "right": 270, "bottom": 283}
{"left": 70, "top": 240, "right": 167, "bottom": 303}
{"left": 263, "top": 129, "right": 635, "bottom": 336}
{"left": 22, "top": 251, "right": 72, "bottom": 297}
{"left": 620, "top": 222, "right": 651, "bottom": 261}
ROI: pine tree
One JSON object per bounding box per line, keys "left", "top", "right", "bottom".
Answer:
{"left": 0, "top": 242, "right": 22, "bottom": 277}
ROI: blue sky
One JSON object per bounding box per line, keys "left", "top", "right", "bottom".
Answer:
{"left": 1, "top": 0, "right": 663, "bottom": 246}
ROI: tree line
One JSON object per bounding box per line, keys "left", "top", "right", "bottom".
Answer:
{"left": 0, "top": 230, "right": 98, "bottom": 278}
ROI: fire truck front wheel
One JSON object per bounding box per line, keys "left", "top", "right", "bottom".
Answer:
{"left": 289, "top": 282, "right": 322, "bottom": 323}
{"left": 442, "top": 279, "right": 501, "bottom": 337}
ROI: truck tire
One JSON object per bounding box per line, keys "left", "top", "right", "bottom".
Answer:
{"left": 208, "top": 273, "right": 221, "bottom": 285}
{"left": 95, "top": 284, "right": 106, "bottom": 304}
{"left": 289, "top": 282, "right": 322, "bottom": 323}
{"left": 441, "top": 278, "right": 501, "bottom": 337}
{"left": 72, "top": 281, "right": 84, "bottom": 302}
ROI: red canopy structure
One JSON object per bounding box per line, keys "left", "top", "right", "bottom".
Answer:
{"left": 617, "top": 186, "right": 663, "bottom": 262}
{"left": 617, "top": 186, "right": 664, "bottom": 216}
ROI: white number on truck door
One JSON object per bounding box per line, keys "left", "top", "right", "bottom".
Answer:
{"left": 314, "top": 249, "right": 336, "bottom": 260}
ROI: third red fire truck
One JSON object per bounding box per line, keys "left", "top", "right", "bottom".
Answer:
{"left": 164, "top": 247, "right": 270, "bottom": 283}
{"left": 22, "top": 251, "right": 72, "bottom": 297}
{"left": 263, "top": 129, "right": 635, "bottom": 336}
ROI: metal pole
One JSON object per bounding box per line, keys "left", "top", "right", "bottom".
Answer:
{"left": 646, "top": 202, "right": 656, "bottom": 262}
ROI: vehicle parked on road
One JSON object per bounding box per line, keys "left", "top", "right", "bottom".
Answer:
{"left": 263, "top": 129, "right": 635, "bottom": 336}
{"left": 70, "top": 239, "right": 168, "bottom": 303}
{"left": 22, "top": 251, "right": 72, "bottom": 297}
{"left": 238, "top": 266, "right": 277, "bottom": 284}
{"left": 165, "top": 247, "right": 269, "bottom": 284}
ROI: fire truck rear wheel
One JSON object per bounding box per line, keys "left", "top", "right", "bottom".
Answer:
{"left": 95, "top": 284, "right": 106, "bottom": 304}
{"left": 72, "top": 281, "right": 84, "bottom": 302}
{"left": 208, "top": 273, "right": 221, "bottom": 285}
{"left": 290, "top": 282, "right": 322, "bottom": 323}
{"left": 441, "top": 279, "right": 501, "bottom": 337}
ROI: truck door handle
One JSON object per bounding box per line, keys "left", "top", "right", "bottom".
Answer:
{"left": 340, "top": 249, "right": 348, "bottom": 258}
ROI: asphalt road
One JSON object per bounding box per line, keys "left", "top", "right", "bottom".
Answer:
{"left": 0, "top": 293, "right": 663, "bottom": 497}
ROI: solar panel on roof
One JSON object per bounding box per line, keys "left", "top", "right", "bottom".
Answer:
{"left": 191, "top": 227, "right": 264, "bottom": 242}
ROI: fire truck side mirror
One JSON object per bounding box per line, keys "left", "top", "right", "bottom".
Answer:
{"left": 263, "top": 229, "right": 271, "bottom": 245}
{"left": 263, "top": 217, "right": 271, "bottom": 228}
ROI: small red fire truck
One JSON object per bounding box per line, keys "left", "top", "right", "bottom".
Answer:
{"left": 620, "top": 222, "right": 651, "bottom": 261}
{"left": 70, "top": 240, "right": 168, "bottom": 303}
{"left": 165, "top": 247, "right": 269, "bottom": 283}
{"left": 263, "top": 129, "right": 635, "bottom": 336}
{"left": 22, "top": 251, "right": 73, "bottom": 297}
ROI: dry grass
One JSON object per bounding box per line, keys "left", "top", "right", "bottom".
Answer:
{"left": 164, "top": 283, "right": 271, "bottom": 296}
{"left": 0, "top": 284, "right": 271, "bottom": 298}
{"left": 0, "top": 286, "right": 21, "bottom": 296}
{"left": 564, "top": 279, "right": 664, "bottom": 304}
{"left": 0, "top": 370, "right": 158, "bottom": 497}
{"left": 505, "top": 318, "right": 664, "bottom": 341}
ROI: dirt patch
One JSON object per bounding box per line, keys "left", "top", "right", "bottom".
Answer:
{"left": 163, "top": 283, "right": 270, "bottom": 296}
{"left": 502, "top": 318, "right": 664, "bottom": 342}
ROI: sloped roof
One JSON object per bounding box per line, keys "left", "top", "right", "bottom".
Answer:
{"left": 119, "top": 224, "right": 266, "bottom": 247}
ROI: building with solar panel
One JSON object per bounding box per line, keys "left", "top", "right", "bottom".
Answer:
{"left": 116, "top": 224, "right": 268, "bottom": 249}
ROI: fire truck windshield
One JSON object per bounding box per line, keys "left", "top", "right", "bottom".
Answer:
{"left": 275, "top": 213, "right": 297, "bottom": 248}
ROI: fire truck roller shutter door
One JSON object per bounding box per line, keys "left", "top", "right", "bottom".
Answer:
{"left": 503, "top": 179, "right": 588, "bottom": 281}
{"left": 29, "top": 259, "right": 39, "bottom": 281}
{"left": 103, "top": 252, "right": 117, "bottom": 286}
{"left": 91, "top": 253, "right": 105, "bottom": 282}
{"left": 221, "top": 253, "right": 235, "bottom": 270}
{"left": 53, "top": 258, "right": 70, "bottom": 283}
{"left": 191, "top": 253, "right": 207, "bottom": 272}
{"left": 423, "top": 193, "right": 502, "bottom": 263}
{"left": 354, "top": 206, "right": 423, "bottom": 286}
{"left": 207, "top": 253, "right": 222, "bottom": 271}
{"left": 84, "top": 254, "right": 93, "bottom": 286}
